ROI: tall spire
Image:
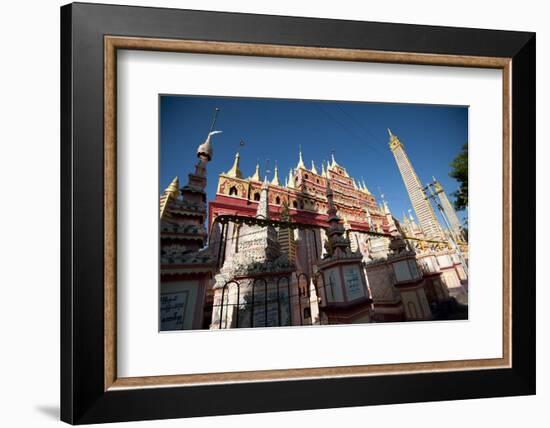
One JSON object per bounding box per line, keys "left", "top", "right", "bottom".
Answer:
{"left": 387, "top": 128, "right": 403, "bottom": 151}
{"left": 388, "top": 129, "right": 443, "bottom": 239}
{"left": 271, "top": 162, "right": 280, "bottom": 186}
{"left": 311, "top": 160, "right": 318, "bottom": 174}
{"left": 249, "top": 159, "right": 261, "bottom": 181}
{"left": 297, "top": 145, "right": 305, "bottom": 169}
{"left": 225, "top": 152, "right": 243, "bottom": 178}
{"left": 432, "top": 177, "right": 464, "bottom": 241}
{"left": 381, "top": 193, "right": 390, "bottom": 214}
{"left": 321, "top": 161, "right": 327, "bottom": 177}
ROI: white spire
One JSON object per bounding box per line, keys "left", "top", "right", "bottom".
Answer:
{"left": 271, "top": 162, "right": 280, "bottom": 186}
{"left": 362, "top": 179, "right": 370, "bottom": 194}
{"left": 297, "top": 145, "right": 305, "bottom": 169}
{"left": 249, "top": 160, "right": 261, "bottom": 181}
{"left": 311, "top": 160, "right": 318, "bottom": 174}
{"left": 359, "top": 177, "right": 366, "bottom": 192}
{"left": 382, "top": 199, "right": 390, "bottom": 214}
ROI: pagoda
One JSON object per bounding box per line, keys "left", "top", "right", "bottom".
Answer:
{"left": 159, "top": 113, "right": 222, "bottom": 330}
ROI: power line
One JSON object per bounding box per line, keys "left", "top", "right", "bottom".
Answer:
{"left": 334, "top": 104, "right": 387, "bottom": 157}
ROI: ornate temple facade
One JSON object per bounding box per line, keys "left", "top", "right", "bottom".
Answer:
{"left": 160, "top": 126, "right": 469, "bottom": 331}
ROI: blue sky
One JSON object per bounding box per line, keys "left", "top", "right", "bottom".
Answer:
{"left": 160, "top": 95, "right": 468, "bottom": 226}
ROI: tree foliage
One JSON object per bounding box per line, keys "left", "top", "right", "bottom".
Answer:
{"left": 449, "top": 143, "right": 468, "bottom": 211}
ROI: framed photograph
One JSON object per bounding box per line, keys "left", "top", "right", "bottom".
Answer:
{"left": 61, "top": 2, "right": 535, "bottom": 424}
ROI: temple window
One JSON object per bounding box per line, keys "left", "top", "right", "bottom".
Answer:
{"left": 304, "top": 173, "right": 309, "bottom": 179}
{"left": 275, "top": 196, "right": 281, "bottom": 204}
{"left": 292, "top": 201, "right": 297, "bottom": 208}
{"left": 253, "top": 192, "right": 260, "bottom": 201}
{"left": 228, "top": 186, "right": 238, "bottom": 196}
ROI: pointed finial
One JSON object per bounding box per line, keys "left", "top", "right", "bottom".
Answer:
{"left": 165, "top": 176, "right": 180, "bottom": 199}
{"left": 380, "top": 192, "right": 390, "bottom": 213}
{"left": 331, "top": 151, "right": 336, "bottom": 167}
{"left": 321, "top": 161, "right": 327, "bottom": 177}
{"left": 225, "top": 151, "right": 243, "bottom": 178}
{"left": 264, "top": 159, "right": 270, "bottom": 184}
{"left": 387, "top": 128, "right": 402, "bottom": 150}
{"left": 359, "top": 177, "right": 365, "bottom": 192}
{"left": 362, "top": 178, "right": 370, "bottom": 194}
{"left": 249, "top": 159, "right": 261, "bottom": 181}
{"left": 297, "top": 144, "right": 305, "bottom": 169}
{"left": 311, "top": 160, "right": 318, "bottom": 175}
{"left": 382, "top": 199, "right": 390, "bottom": 214}
{"left": 271, "top": 161, "right": 280, "bottom": 186}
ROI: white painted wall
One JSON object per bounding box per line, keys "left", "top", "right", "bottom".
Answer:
{"left": 0, "top": 0, "right": 546, "bottom": 427}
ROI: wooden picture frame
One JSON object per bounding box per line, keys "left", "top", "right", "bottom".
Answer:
{"left": 61, "top": 2, "right": 535, "bottom": 424}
